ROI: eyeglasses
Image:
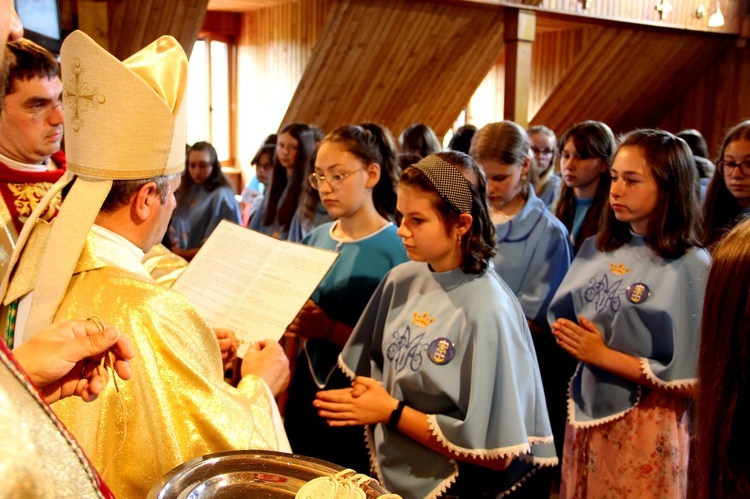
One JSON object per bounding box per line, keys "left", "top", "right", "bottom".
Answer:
{"left": 717, "top": 160, "right": 750, "bottom": 177}
{"left": 308, "top": 168, "right": 365, "bottom": 190}
{"left": 7, "top": 99, "right": 63, "bottom": 120}
{"left": 531, "top": 146, "right": 554, "bottom": 156}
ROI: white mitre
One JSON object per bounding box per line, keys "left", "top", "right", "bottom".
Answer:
{"left": 0, "top": 30, "right": 188, "bottom": 335}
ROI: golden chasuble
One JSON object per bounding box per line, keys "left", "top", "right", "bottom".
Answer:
{"left": 8, "top": 228, "right": 288, "bottom": 499}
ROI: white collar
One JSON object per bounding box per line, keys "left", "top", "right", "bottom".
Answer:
{"left": 91, "top": 224, "right": 145, "bottom": 261}
{"left": 0, "top": 150, "right": 50, "bottom": 173}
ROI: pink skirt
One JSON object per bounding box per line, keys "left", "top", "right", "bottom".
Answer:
{"left": 560, "top": 389, "right": 690, "bottom": 498}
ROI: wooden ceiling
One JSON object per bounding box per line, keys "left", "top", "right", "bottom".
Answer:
{"left": 530, "top": 20, "right": 733, "bottom": 134}
{"left": 282, "top": 0, "right": 508, "bottom": 137}
{"left": 207, "top": 0, "right": 294, "bottom": 11}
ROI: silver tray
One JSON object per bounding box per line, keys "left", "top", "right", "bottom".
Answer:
{"left": 147, "top": 450, "right": 389, "bottom": 498}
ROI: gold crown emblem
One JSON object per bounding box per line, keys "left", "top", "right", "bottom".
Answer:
{"left": 413, "top": 312, "right": 435, "bottom": 328}
{"left": 610, "top": 262, "right": 631, "bottom": 275}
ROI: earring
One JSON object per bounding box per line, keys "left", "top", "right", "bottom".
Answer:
{"left": 521, "top": 174, "right": 528, "bottom": 181}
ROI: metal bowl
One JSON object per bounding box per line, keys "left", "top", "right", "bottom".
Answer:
{"left": 147, "top": 450, "right": 389, "bottom": 498}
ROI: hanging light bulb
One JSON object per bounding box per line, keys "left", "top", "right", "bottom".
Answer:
{"left": 708, "top": 0, "right": 724, "bottom": 27}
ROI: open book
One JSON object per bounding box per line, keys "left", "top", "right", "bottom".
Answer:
{"left": 172, "top": 220, "right": 338, "bottom": 354}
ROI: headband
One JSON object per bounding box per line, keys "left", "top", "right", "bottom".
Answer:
{"left": 410, "top": 155, "right": 473, "bottom": 213}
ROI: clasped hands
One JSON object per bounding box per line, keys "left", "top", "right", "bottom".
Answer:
{"left": 551, "top": 315, "right": 608, "bottom": 365}
{"left": 314, "top": 376, "right": 397, "bottom": 427}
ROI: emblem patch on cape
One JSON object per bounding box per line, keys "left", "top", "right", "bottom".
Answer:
{"left": 413, "top": 311, "right": 434, "bottom": 328}
{"left": 427, "top": 338, "right": 455, "bottom": 365}
{"left": 609, "top": 262, "right": 631, "bottom": 275}
{"left": 626, "top": 283, "right": 650, "bottom": 304}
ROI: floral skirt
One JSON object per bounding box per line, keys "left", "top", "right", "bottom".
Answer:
{"left": 560, "top": 389, "right": 690, "bottom": 498}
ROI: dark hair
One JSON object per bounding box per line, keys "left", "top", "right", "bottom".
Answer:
{"left": 315, "top": 123, "right": 399, "bottom": 222}
{"left": 399, "top": 151, "right": 495, "bottom": 274}
{"left": 399, "top": 123, "right": 442, "bottom": 158}
{"left": 676, "top": 129, "right": 709, "bottom": 159}
{"left": 471, "top": 121, "right": 537, "bottom": 198}
{"left": 100, "top": 173, "right": 179, "bottom": 213}
{"left": 694, "top": 218, "right": 750, "bottom": 499}
{"left": 447, "top": 124, "right": 477, "bottom": 154}
{"left": 702, "top": 120, "right": 750, "bottom": 249}
{"left": 176, "top": 141, "right": 231, "bottom": 201}
{"left": 262, "top": 123, "right": 315, "bottom": 231}
{"left": 554, "top": 120, "right": 615, "bottom": 253}
{"left": 597, "top": 129, "right": 700, "bottom": 259}
{"left": 251, "top": 144, "right": 275, "bottom": 167}
{"left": 397, "top": 152, "right": 421, "bottom": 173}
{"left": 309, "top": 124, "right": 325, "bottom": 144}
{"left": 4, "top": 38, "right": 60, "bottom": 95}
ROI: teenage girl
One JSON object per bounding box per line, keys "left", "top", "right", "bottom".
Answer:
{"left": 169, "top": 141, "right": 241, "bottom": 261}
{"left": 471, "top": 121, "right": 573, "bottom": 489}
{"left": 527, "top": 125, "right": 561, "bottom": 207}
{"left": 283, "top": 123, "right": 407, "bottom": 472}
{"left": 315, "top": 152, "right": 556, "bottom": 499}
{"left": 549, "top": 129, "right": 710, "bottom": 497}
{"left": 694, "top": 218, "right": 750, "bottom": 498}
{"left": 702, "top": 120, "right": 750, "bottom": 248}
{"left": 249, "top": 123, "right": 314, "bottom": 239}
{"left": 554, "top": 121, "right": 615, "bottom": 254}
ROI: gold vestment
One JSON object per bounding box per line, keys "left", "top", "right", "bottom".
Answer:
{"left": 6, "top": 226, "right": 289, "bottom": 498}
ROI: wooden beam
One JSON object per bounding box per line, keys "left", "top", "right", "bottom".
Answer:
{"left": 504, "top": 8, "right": 535, "bottom": 127}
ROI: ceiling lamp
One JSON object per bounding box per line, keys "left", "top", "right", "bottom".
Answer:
{"left": 708, "top": 1, "right": 725, "bottom": 27}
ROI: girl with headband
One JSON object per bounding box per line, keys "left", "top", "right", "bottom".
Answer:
{"left": 315, "top": 152, "right": 556, "bottom": 498}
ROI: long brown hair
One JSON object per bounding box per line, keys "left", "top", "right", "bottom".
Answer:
{"left": 597, "top": 129, "right": 700, "bottom": 259}
{"left": 702, "top": 120, "right": 750, "bottom": 249}
{"left": 262, "top": 123, "right": 315, "bottom": 231}
{"left": 554, "top": 120, "right": 615, "bottom": 253}
{"left": 694, "top": 218, "right": 750, "bottom": 498}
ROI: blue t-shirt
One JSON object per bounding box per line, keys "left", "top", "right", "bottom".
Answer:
{"left": 571, "top": 196, "right": 594, "bottom": 242}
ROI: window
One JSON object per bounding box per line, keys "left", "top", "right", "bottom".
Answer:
{"left": 187, "top": 35, "right": 235, "bottom": 164}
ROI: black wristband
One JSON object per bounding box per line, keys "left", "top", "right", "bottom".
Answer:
{"left": 386, "top": 400, "right": 406, "bottom": 432}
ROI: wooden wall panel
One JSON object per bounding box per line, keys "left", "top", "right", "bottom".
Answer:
{"left": 529, "top": 26, "right": 733, "bottom": 135}
{"left": 537, "top": 0, "right": 743, "bottom": 33}
{"left": 236, "top": 0, "right": 333, "bottom": 168}
{"left": 282, "top": 0, "right": 507, "bottom": 139}
{"left": 106, "top": 0, "right": 209, "bottom": 59}
{"left": 659, "top": 44, "right": 750, "bottom": 158}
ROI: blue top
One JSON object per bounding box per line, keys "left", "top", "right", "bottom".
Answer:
{"left": 547, "top": 235, "right": 710, "bottom": 426}
{"left": 170, "top": 184, "right": 241, "bottom": 250}
{"left": 571, "top": 197, "right": 593, "bottom": 242}
{"left": 304, "top": 222, "right": 408, "bottom": 328}
{"left": 493, "top": 190, "right": 572, "bottom": 327}
{"left": 248, "top": 177, "right": 290, "bottom": 239}
{"left": 537, "top": 173, "right": 561, "bottom": 207}
{"left": 288, "top": 200, "right": 333, "bottom": 243}
{"left": 340, "top": 262, "right": 557, "bottom": 499}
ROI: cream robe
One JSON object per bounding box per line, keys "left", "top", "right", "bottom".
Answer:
{"left": 5, "top": 225, "right": 290, "bottom": 498}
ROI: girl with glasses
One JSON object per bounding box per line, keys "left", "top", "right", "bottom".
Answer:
{"left": 702, "top": 120, "right": 750, "bottom": 249}
{"left": 549, "top": 129, "right": 709, "bottom": 497}
{"left": 169, "top": 141, "right": 241, "bottom": 261}
{"left": 283, "top": 123, "right": 407, "bottom": 473}
{"left": 527, "top": 125, "right": 562, "bottom": 207}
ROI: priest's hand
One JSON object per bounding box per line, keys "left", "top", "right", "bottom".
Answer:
{"left": 14, "top": 319, "right": 135, "bottom": 404}
{"left": 241, "top": 339, "right": 290, "bottom": 397}
{"left": 314, "top": 376, "right": 396, "bottom": 426}
{"left": 214, "top": 327, "right": 239, "bottom": 369}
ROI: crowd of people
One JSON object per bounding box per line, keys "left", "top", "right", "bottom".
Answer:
{"left": 0, "top": 3, "right": 748, "bottom": 497}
